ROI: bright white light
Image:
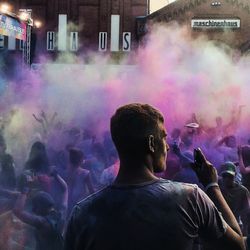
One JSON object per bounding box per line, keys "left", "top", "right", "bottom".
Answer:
{"left": 34, "top": 20, "right": 42, "bottom": 28}
{"left": 19, "top": 12, "right": 29, "bottom": 21}
{"left": 0, "top": 3, "right": 11, "bottom": 13}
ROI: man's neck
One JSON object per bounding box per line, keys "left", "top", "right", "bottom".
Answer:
{"left": 113, "top": 162, "right": 158, "bottom": 185}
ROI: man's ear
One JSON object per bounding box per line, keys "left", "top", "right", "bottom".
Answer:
{"left": 148, "top": 135, "right": 155, "bottom": 153}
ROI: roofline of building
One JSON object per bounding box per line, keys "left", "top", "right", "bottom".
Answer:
{"left": 0, "top": 11, "right": 29, "bottom": 24}
{"left": 148, "top": 0, "right": 177, "bottom": 18}
{"left": 147, "top": 0, "right": 250, "bottom": 21}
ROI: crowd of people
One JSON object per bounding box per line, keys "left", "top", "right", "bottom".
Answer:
{"left": 0, "top": 104, "right": 249, "bottom": 249}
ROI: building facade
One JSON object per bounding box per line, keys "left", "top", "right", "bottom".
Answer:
{"left": 145, "top": 0, "right": 250, "bottom": 52}
{"left": 1, "top": 0, "right": 148, "bottom": 63}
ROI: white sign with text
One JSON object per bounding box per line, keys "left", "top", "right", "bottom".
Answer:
{"left": 191, "top": 19, "right": 240, "bottom": 29}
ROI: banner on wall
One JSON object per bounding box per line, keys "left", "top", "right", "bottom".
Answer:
{"left": 0, "top": 14, "right": 26, "bottom": 41}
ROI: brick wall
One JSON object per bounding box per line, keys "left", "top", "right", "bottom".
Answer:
{"left": 9, "top": 0, "right": 147, "bottom": 54}
{"left": 146, "top": 0, "right": 250, "bottom": 51}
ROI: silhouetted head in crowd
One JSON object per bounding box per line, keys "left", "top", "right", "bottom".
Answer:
{"left": 0, "top": 154, "right": 16, "bottom": 189}
{"left": 110, "top": 103, "right": 169, "bottom": 173}
{"left": 69, "top": 148, "right": 84, "bottom": 168}
{"left": 216, "top": 116, "right": 223, "bottom": 127}
{"left": 26, "top": 141, "right": 50, "bottom": 173}
{"left": 1, "top": 154, "right": 14, "bottom": 172}
{"left": 0, "top": 135, "right": 6, "bottom": 157}
{"left": 220, "top": 161, "right": 236, "bottom": 188}
{"left": 247, "top": 138, "right": 250, "bottom": 145}
{"left": 241, "top": 145, "right": 250, "bottom": 168}
{"left": 32, "top": 191, "right": 55, "bottom": 216}
{"left": 224, "top": 135, "right": 237, "bottom": 148}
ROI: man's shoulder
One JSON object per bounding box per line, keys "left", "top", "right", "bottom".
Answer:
{"left": 77, "top": 178, "right": 196, "bottom": 196}
{"left": 158, "top": 179, "right": 199, "bottom": 191}
{"left": 142, "top": 179, "right": 200, "bottom": 202}
{"left": 234, "top": 182, "right": 250, "bottom": 194}
{"left": 69, "top": 180, "right": 207, "bottom": 230}
{"left": 75, "top": 187, "right": 109, "bottom": 209}
{"left": 72, "top": 180, "right": 200, "bottom": 211}
{"left": 70, "top": 187, "right": 109, "bottom": 219}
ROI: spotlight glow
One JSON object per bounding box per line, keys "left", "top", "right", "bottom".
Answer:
{"left": 34, "top": 20, "right": 42, "bottom": 28}
{"left": 0, "top": 3, "right": 11, "bottom": 13}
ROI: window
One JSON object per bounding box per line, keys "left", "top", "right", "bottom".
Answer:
{"left": 211, "top": 2, "right": 221, "bottom": 6}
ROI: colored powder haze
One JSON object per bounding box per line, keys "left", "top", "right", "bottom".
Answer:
{"left": 0, "top": 24, "right": 250, "bottom": 169}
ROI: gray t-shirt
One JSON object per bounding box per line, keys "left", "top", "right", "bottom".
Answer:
{"left": 64, "top": 179, "right": 227, "bottom": 250}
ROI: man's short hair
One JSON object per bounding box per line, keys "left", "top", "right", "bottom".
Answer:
{"left": 69, "top": 148, "right": 84, "bottom": 167}
{"left": 110, "top": 103, "right": 164, "bottom": 156}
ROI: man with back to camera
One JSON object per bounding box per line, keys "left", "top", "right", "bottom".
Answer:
{"left": 64, "top": 103, "right": 245, "bottom": 250}
{"left": 219, "top": 162, "right": 250, "bottom": 235}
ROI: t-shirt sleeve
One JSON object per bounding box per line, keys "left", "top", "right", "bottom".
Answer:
{"left": 194, "top": 187, "right": 228, "bottom": 240}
